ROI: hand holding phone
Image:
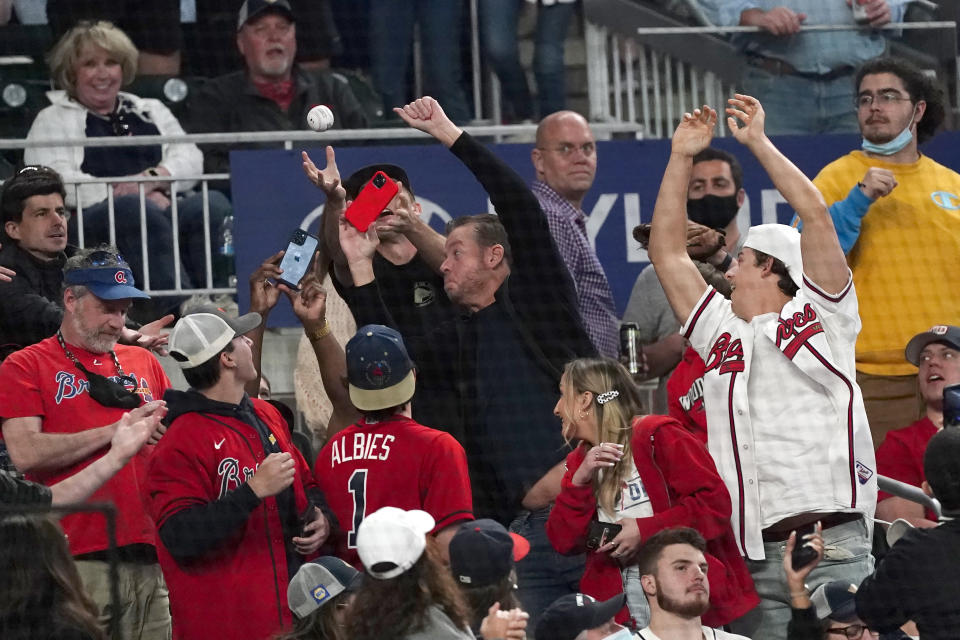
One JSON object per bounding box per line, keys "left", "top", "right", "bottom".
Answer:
{"left": 300, "top": 499, "right": 318, "bottom": 538}
{"left": 344, "top": 171, "right": 399, "bottom": 232}
{"left": 790, "top": 523, "right": 820, "bottom": 571}
{"left": 277, "top": 229, "right": 319, "bottom": 290}
{"left": 585, "top": 520, "right": 623, "bottom": 550}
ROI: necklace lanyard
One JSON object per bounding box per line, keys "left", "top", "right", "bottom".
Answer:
{"left": 57, "top": 331, "right": 126, "bottom": 379}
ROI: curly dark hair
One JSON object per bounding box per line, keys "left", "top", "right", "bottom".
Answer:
{"left": 346, "top": 538, "right": 470, "bottom": 639}
{"left": 855, "top": 57, "right": 946, "bottom": 145}
{"left": 0, "top": 515, "right": 106, "bottom": 640}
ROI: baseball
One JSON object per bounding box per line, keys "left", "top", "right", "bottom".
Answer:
{"left": 307, "top": 104, "right": 334, "bottom": 132}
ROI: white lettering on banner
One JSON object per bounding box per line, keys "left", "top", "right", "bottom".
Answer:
{"left": 330, "top": 433, "right": 395, "bottom": 466}
{"left": 761, "top": 189, "right": 788, "bottom": 224}
{"left": 585, "top": 193, "right": 617, "bottom": 249}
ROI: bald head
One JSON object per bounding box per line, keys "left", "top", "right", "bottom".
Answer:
{"left": 532, "top": 111, "right": 597, "bottom": 208}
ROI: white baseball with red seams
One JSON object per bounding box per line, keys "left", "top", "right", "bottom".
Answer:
{"left": 307, "top": 104, "right": 334, "bottom": 131}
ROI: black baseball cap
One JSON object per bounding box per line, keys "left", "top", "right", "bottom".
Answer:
{"left": 905, "top": 325, "right": 960, "bottom": 366}
{"left": 343, "top": 164, "right": 413, "bottom": 200}
{"left": 449, "top": 519, "right": 530, "bottom": 587}
{"left": 237, "top": 0, "right": 294, "bottom": 31}
{"left": 535, "top": 593, "right": 626, "bottom": 640}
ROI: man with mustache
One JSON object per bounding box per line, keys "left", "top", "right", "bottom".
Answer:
{"left": 807, "top": 57, "right": 960, "bottom": 448}
{"left": 0, "top": 247, "right": 173, "bottom": 640}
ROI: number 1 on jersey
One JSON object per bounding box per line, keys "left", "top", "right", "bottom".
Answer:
{"left": 347, "top": 469, "right": 368, "bottom": 548}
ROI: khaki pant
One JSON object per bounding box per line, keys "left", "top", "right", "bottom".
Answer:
{"left": 856, "top": 371, "right": 922, "bottom": 450}
{"left": 74, "top": 559, "right": 171, "bottom": 640}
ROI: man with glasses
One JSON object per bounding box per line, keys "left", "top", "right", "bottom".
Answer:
{"left": 531, "top": 111, "right": 619, "bottom": 358}
{"left": 806, "top": 56, "right": 960, "bottom": 448}
{"left": 0, "top": 246, "right": 173, "bottom": 640}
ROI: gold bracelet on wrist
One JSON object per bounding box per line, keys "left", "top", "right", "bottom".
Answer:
{"left": 306, "top": 320, "right": 331, "bottom": 343}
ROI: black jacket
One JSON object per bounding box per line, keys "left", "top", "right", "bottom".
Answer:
{"left": 185, "top": 66, "right": 369, "bottom": 175}
{"left": 0, "top": 469, "right": 52, "bottom": 506}
{"left": 0, "top": 243, "right": 69, "bottom": 359}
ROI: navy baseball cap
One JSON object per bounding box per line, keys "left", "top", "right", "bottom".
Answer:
{"left": 905, "top": 325, "right": 960, "bottom": 366}
{"left": 287, "top": 556, "right": 362, "bottom": 619}
{"left": 346, "top": 324, "right": 416, "bottom": 411}
{"left": 63, "top": 252, "right": 148, "bottom": 300}
{"left": 536, "top": 593, "right": 626, "bottom": 640}
{"left": 237, "top": 0, "right": 294, "bottom": 30}
{"left": 450, "top": 519, "right": 530, "bottom": 587}
{"left": 343, "top": 164, "right": 413, "bottom": 200}
{"left": 810, "top": 581, "right": 859, "bottom": 623}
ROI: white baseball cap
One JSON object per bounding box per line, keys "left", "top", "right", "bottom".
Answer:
{"left": 168, "top": 311, "right": 262, "bottom": 369}
{"left": 356, "top": 507, "right": 435, "bottom": 580}
{"left": 742, "top": 223, "right": 803, "bottom": 289}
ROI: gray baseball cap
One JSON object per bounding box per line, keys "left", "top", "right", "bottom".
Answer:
{"left": 905, "top": 325, "right": 960, "bottom": 366}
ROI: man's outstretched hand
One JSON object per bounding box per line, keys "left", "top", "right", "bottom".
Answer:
{"left": 393, "top": 97, "right": 463, "bottom": 148}
{"left": 671, "top": 106, "right": 717, "bottom": 158}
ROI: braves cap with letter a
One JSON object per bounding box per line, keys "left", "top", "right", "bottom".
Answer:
{"left": 810, "top": 581, "right": 859, "bottom": 623}
{"left": 237, "top": 0, "right": 294, "bottom": 31}
{"left": 168, "top": 311, "right": 262, "bottom": 369}
{"left": 346, "top": 324, "right": 416, "bottom": 411}
{"left": 449, "top": 519, "right": 530, "bottom": 587}
{"left": 356, "top": 507, "right": 435, "bottom": 580}
{"left": 343, "top": 164, "right": 413, "bottom": 200}
{"left": 905, "top": 325, "right": 960, "bottom": 366}
{"left": 63, "top": 253, "right": 149, "bottom": 300}
{"left": 287, "top": 556, "right": 363, "bottom": 619}
{"left": 742, "top": 223, "right": 803, "bottom": 289}
{"left": 535, "top": 593, "right": 627, "bottom": 640}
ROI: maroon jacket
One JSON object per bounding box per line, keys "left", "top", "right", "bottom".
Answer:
{"left": 546, "top": 414, "right": 758, "bottom": 627}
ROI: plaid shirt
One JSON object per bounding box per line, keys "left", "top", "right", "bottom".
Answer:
{"left": 532, "top": 180, "right": 619, "bottom": 358}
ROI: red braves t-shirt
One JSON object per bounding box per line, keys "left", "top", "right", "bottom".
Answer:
{"left": 666, "top": 346, "right": 708, "bottom": 444}
{"left": 314, "top": 414, "right": 474, "bottom": 568}
{"left": 0, "top": 336, "right": 170, "bottom": 555}
{"left": 876, "top": 416, "right": 938, "bottom": 520}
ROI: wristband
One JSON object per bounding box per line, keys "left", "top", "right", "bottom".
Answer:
{"left": 717, "top": 253, "right": 733, "bottom": 273}
{"left": 306, "top": 320, "right": 331, "bottom": 343}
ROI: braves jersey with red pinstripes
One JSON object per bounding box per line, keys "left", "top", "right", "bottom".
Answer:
{"left": 680, "top": 274, "right": 876, "bottom": 560}
{"left": 0, "top": 336, "right": 169, "bottom": 555}
{"left": 314, "top": 414, "right": 473, "bottom": 568}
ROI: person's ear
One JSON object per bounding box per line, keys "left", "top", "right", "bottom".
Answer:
{"left": 236, "top": 32, "right": 247, "bottom": 57}
{"left": 220, "top": 349, "right": 236, "bottom": 370}
{"left": 922, "top": 480, "right": 934, "bottom": 498}
{"left": 531, "top": 148, "right": 544, "bottom": 176}
{"left": 759, "top": 256, "right": 775, "bottom": 277}
{"left": 736, "top": 188, "right": 746, "bottom": 208}
{"left": 486, "top": 244, "right": 504, "bottom": 268}
{"left": 412, "top": 200, "right": 422, "bottom": 217}
{"left": 913, "top": 100, "right": 927, "bottom": 127}
{"left": 640, "top": 573, "right": 657, "bottom": 597}
{"left": 4, "top": 220, "right": 21, "bottom": 241}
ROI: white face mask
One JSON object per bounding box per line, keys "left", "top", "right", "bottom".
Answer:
{"left": 601, "top": 628, "right": 636, "bottom": 640}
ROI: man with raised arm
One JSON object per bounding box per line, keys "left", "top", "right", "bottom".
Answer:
{"left": 647, "top": 96, "right": 876, "bottom": 640}
{"left": 338, "top": 96, "right": 595, "bottom": 626}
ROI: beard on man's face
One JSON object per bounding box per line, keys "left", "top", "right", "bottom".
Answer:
{"left": 654, "top": 576, "right": 710, "bottom": 618}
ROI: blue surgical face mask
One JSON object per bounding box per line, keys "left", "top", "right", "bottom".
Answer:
{"left": 862, "top": 109, "right": 916, "bottom": 155}
{"left": 601, "top": 628, "right": 636, "bottom": 640}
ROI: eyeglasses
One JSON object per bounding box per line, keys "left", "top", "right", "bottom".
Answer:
{"left": 827, "top": 623, "right": 877, "bottom": 638}
{"left": 86, "top": 250, "right": 126, "bottom": 267}
{"left": 109, "top": 111, "right": 131, "bottom": 136}
{"left": 538, "top": 142, "right": 596, "bottom": 157}
{"left": 855, "top": 91, "right": 913, "bottom": 109}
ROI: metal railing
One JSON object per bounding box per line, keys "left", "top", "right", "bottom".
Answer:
{"left": 1, "top": 123, "right": 644, "bottom": 297}
{"left": 583, "top": 3, "right": 959, "bottom": 137}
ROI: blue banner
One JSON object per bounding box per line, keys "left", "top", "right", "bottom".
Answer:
{"left": 231, "top": 132, "right": 960, "bottom": 327}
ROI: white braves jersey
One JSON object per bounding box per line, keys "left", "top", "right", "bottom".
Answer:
{"left": 681, "top": 273, "right": 876, "bottom": 560}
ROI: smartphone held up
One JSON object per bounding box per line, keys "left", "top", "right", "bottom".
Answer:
{"left": 277, "top": 229, "right": 319, "bottom": 290}
{"left": 344, "top": 171, "right": 400, "bottom": 232}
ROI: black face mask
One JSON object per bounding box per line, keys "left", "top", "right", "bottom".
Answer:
{"left": 686, "top": 194, "right": 740, "bottom": 229}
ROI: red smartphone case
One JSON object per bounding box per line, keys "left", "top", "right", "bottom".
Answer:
{"left": 344, "top": 171, "right": 400, "bottom": 232}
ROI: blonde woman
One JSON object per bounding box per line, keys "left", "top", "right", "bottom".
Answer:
{"left": 546, "top": 357, "right": 758, "bottom": 629}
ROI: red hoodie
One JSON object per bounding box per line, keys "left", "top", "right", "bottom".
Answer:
{"left": 546, "top": 414, "right": 758, "bottom": 627}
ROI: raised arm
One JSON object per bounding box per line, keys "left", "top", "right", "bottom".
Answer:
{"left": 302, "top": 147, "right": 351, "bottom": 284}
{"left": 648, "top": 107, "right": 714, "bottom": 324}
{"left": 726, "top": 94, "right": 848, "bottom": 294}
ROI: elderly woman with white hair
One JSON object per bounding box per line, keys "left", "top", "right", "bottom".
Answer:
{"left": 24, "top": 20, "right": 231, "bottom": 314}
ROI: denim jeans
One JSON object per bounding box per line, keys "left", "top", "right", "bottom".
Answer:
{"left": 621, "top": 565, "right": 651, "bottom": 630}
{"left": 479, "top": 0, "right": 576, "bottom": 119}
{"left": 369, "top": 0, "right": 470, "bottom": 122}
{"left": 727, "top": 517, "right": 874, "bottom": 640}
{"left": 510, "top": 506, "right": 585, "bottom": 630}
{"left": 73, "top": 191, "right": 231, "bottom": 291}
{"left": 741, "top": 66, "right": 860, "bottom": 135}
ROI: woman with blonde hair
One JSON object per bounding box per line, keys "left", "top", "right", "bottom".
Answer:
{"left": 25, "top": 20, "right": 231, "bottom": 314}
{"left": 546, "top": 357, "right": 759, "bottom": 630}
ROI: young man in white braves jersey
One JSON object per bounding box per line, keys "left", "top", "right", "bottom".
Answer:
{"left": 635, "top": 528, "right": 749, "bottom": 640}
{"left": 647, "top": 96, "right": 876, "bottom": 640}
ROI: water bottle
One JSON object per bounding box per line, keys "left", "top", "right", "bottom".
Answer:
{"left": 217, "top": 215, "right": 237, "bottom": 288}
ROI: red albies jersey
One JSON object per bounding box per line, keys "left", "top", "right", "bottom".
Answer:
{"left": 314, "top": 414, "right": 473, "bottom": 568}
